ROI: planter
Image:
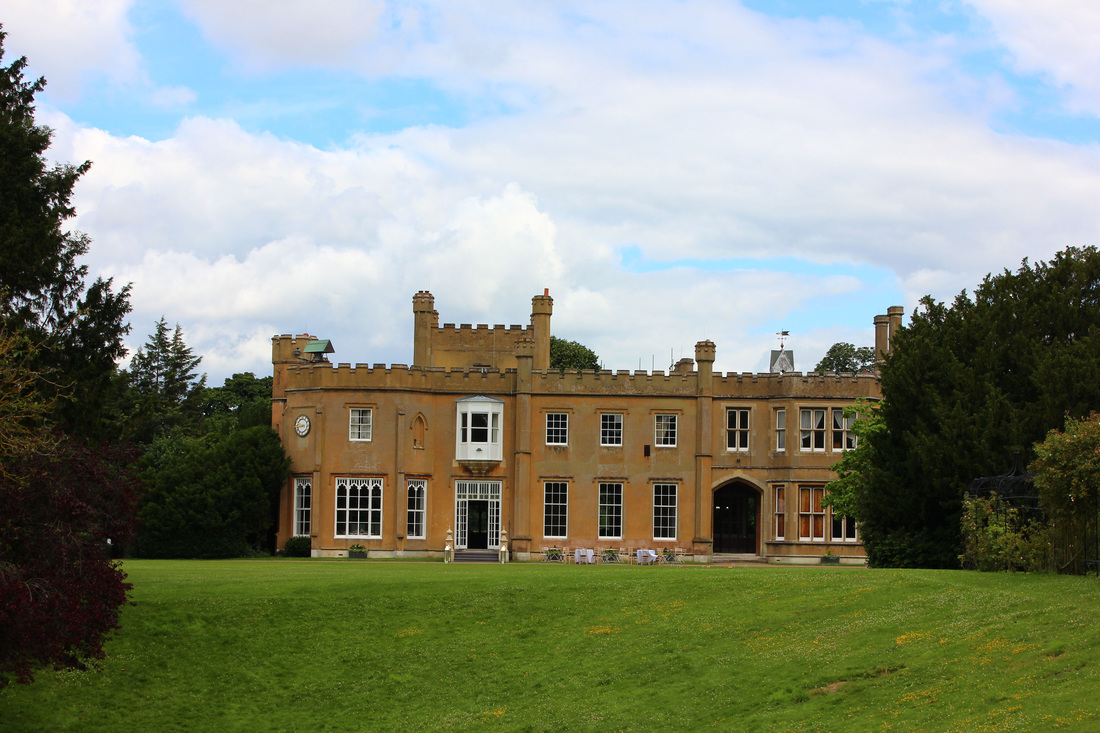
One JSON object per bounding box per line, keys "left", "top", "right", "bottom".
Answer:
{"left": 349, "top": 550, "right": 368, "bottom": 559}
{"left": 820, "top": 556, "right": 840, "bottom": 564}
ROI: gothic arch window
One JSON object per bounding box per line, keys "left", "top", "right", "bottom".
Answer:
{"left": 412, "top": 413, "right": 427, "bottom": 450}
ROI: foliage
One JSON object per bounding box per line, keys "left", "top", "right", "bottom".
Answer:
{"left": 282, "top": 535, "right": 312, "bottom": 558}
{"left": 135, "top": 426, "right": 290, "bottom": 558}
{"left": 122, "top": 318, "right": 205, "bottom": 445}
{"left": 863, "top": 246, "right": 1100, "bottom": 568}
{"left": 0, "top": 441, "right": 140, "bottom": 689}
{"left": 549, "top": 335, "right": 600, "bottom": 371}
{"left": 0, "top": 28, "right": 131, "bottom": 442}
{"left": 821, "top": 399, "right": 882, "bottom": 521}
{"left": 201, "top": 372, "right": 272, "bottom": 433}
{"left": 0, "top": 328, "right": 57, "bottom": 471}
{"left": 0, "top": 29, "right": 139, "bottom": 689}
{"left": 4, "top": 562, "right": 1100, "bottom": 730}
{"left": 814, "top": 342, "right": 876, "bottom": 374}
{"left": 958, "top": 494, "right": 1052, "bottom": 572}
{"left": 1030, "top": 412, "right": 1100, "bottom": 574}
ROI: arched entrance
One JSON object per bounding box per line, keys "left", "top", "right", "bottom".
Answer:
{"left": 713, "top": 483, "right": 759, "bottom": 554}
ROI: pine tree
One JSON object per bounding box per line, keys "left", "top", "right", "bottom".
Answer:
{"left": 125, "top": 318, "right": 205, "bottom": 445}
{"left": 0, "top": 27, "right": 131, "bottom": 440}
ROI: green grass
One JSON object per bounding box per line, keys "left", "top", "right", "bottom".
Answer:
{"left": 3, "top": 561, "right": 1099, "bottom": 732}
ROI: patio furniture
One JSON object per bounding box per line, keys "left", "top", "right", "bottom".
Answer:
{"left": 543, "top": 547, "right": 564, "bottom": 562}
{"left": 637, "top": 549, "right": 658, "bottom": 565}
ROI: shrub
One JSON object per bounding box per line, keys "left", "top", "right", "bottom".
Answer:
{"left": 959, "top": 493, "right": 1052, "bottom": 572}
{"left": 284, "top": 536, "right": 312, "bottom": 558}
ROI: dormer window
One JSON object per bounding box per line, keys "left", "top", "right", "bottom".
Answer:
{"left": 455, "top": 395, "right": 504, "bottom": 462}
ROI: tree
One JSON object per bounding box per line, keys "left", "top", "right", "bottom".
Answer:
{"left": 0, "top": 440, "right": 140, "bottom": 688}
{"left": 201, "top": 372, "right": 273, "bottom": 432}
{"left": 135, "top": 426, "right": 290, "bottom": 558}
{"left": 1030, "top": 413, "right": 1100, "bottom": 574}
{"left": 0, "top": 28, "right": 139, "bottom": 687}
{"left": 0, "top": 28, "right": 131, "bottom": 441}
{"left": 550, "top": 335, "right": 600, "bottom": 371}
{"left": 814, "top": 342, "right": 876, "bottom": 374}
{"left": 859, "top": 247, "right": 1100, "bottom": 567}
{"left": 821, "top": 399, "right": 883, "bottom": 521}
{"left": 123, "top": 318, "right": 205, "bottom": 445}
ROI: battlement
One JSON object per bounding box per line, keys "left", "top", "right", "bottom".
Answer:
{"left": 413, "top": 290, "right": 552, "bottom": 370}
{"left": 280, "top": 360, "right": 879, "bottom": 400}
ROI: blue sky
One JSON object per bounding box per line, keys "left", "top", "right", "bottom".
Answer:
{"left": 4, "top": 0, "right": 1100, "bottom": 380}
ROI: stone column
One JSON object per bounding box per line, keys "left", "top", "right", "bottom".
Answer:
{"left": 512, "top": 338, "right": 534, "bottom": 554}
{"left": 412, "top": 291, "right": 435, "bottom": 367}
{"left": 530, "top": 291, "right": 553, "bottom": 371}
{"left": 693, "top": 340, "right": 716, "bottom": 561}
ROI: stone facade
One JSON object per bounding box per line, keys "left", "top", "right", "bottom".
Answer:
{"left": 272, "top": 291, "right": 896, "bottom": 563}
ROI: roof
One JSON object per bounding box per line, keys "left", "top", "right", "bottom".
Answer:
{"left": 304, "top": 339, "right": 334, "bottom": 354}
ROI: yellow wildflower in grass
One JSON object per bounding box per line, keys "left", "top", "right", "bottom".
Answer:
{"left": 895, "top": 632, "right": 928, "bottom": 645}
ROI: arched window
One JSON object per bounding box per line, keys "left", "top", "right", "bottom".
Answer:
{"left": 412, "top": 414, "right": 427, "bottom": 449}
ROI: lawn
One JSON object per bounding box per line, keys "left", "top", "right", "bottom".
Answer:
{"left": 2, "top": 560, "right": 1098, "bottom": 732}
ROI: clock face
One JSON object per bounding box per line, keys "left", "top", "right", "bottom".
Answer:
{"left": 294, "top": 414, "right": 311, "bottom": 437}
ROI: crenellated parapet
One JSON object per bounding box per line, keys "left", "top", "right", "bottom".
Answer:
{"left": 279, "top": 359, "right": 880, "bottom": 400}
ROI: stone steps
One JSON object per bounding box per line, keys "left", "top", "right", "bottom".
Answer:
{"left": 453, "top": 550, "right": 499, "bottom": 563}
{"left": 711, "top": 553, "right": 767, "bottom": 564}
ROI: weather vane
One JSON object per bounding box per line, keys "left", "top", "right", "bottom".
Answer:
{"left": 776, "top": 330, "right": 790, "bottom": 351}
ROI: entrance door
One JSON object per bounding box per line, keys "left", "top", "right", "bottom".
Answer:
{"left": 713, "top": 484, "right": 758, "bottom": 553}
{"left": 467, "top": 500, "right": 489, "bottom": 549}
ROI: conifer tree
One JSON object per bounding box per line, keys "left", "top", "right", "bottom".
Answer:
{"left": 0, "top": 27, "right": 131, "bottom": 440}
{"left": 859, "top": 247, "right": 1100, "bottom": 567}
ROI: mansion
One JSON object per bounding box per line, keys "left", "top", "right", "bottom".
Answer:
{"left": 272, "top": 291, "right": 902, "bottom": 563}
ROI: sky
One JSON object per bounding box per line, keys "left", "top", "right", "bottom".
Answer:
{"left": 3, "top": 0, "right": 1100, "bottom": 382}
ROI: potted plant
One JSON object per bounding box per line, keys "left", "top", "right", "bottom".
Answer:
{"left": 348, "top": 544, "right": 367, "bottom": 559}
{"left": 820, "top": 549, "right": 840, "bottom": 564}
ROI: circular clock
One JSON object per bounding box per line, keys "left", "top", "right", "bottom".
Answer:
{"left": 294, "top": 414, "right": 311, "bottom": 437}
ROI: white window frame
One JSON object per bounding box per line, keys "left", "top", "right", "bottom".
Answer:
{"left": 775, "top": 408, "right": 786, "bottom": 452}
{"left": 335, "top": 477, "right": 383, "bottom": 539}
{"left": 832, "top": 408, "right": 857, "bottom": 451}
{"left": 543, "top": 481, "right": 568, "bottom": 539}
{"left": 798, "top": 486, "right": 825, "bottom": 542}
{"left": 600, "top": 413, "right": 623, "bottom": 446}
{"left": 293, "top": 477, "right": 312, "bottom": 537}
{"left": 654, "top": 414, "right": 677, "bottom": 447}
{"left": 774, "top": 485, "right": 786, "bottom": 541}
{"left": 652, "top": 483, "right": 677, "bottom": 541}
{"left": 545, "top": 412, "right": 569, "bottom": 445}
{"left": 349, "top": 407, "right": 373, "bottom": 442}
{"left": 800, "top": 408, "right": 826, "bottom": 452}
{"left": 454, "top": 480, "right": 502, "bottom": 550}
{"left": 598, "top": 482, "right": 623, "bottom": 539}
{"left": 832, "top": 512, "right": 858, "bottom": 543}
{"left": 406, "top": 479, "right": 426, "bottom": 540}
{"left": 455, "top": 396, "right": 504, "bottom": 461}
{"left": 726, "top": 408, "right": 749, "bottom": 452}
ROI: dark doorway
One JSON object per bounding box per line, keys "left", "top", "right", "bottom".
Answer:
{"left": 467, "top": 500, "right": 489, "bottom": 549}
{"left": 713, "top": 484, "right": 758, "bottom": 553}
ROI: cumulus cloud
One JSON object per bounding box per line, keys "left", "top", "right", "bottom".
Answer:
{"left": 1, "top": 0, "right": 141, "bottom": 98}
{"left": 17, "top": 1, "right": 1100, "bottom": 381}
{"left": 966, "top": 0, "right": 1100, "bottom": 114}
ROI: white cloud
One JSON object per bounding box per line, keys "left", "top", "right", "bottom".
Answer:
{"left": 26, "top": 1, "right": 1100, "bottom": 381}
{"left": 1, "top": 0, "right": 141, "bottom": 99}
{"left": 966, "top": 0, "right": 1100, "bottom": 114}
{"left": 179, "top": 0, "right": 386, "bottom": 70}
